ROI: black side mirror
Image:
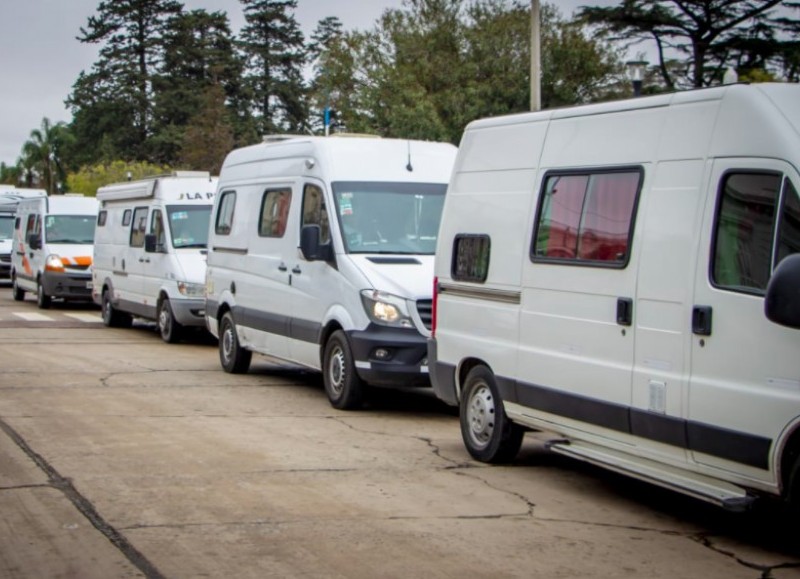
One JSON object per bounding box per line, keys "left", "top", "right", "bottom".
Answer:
{"left": 300, "top": 224, "right": 333, "bottom": 262}
{"left": 144, "top": 233, "right": 161, "bottom": 253}
{"left": 765, "top": 253, "right": 800, "bottom": 329}
{"left": 28, "top": 233, "right": 41, "bottom": 250}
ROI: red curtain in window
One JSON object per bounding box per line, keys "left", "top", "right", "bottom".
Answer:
{"left": 546, "top": 175, "right": 587, "bottom": 258}
{"left": 577, "top": 173, "right": 639, "bottom": 261}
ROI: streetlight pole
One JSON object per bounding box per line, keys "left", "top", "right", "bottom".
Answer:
{"left": 530, "top": 0, "right": 541, "bottom": 112}
{"left": 625, "top": 60, "right": 648, "bottom": 97}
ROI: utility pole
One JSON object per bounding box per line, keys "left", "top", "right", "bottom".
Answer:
{"left": 530, "top": 0, "right": 541, "bottom": 111}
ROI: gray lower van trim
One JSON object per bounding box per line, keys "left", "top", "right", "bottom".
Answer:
{"left": 428, "top": 340, "right": 458, "bottom": 405}
{"left": 516, "top": 381, "right": 771, "bottom": 470}
{"left": 438, "top": 283, "right": 521, "bottom": 305}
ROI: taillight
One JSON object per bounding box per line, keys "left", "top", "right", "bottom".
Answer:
{"left": 431, "top": 276, "right": 438, "bottom": 337}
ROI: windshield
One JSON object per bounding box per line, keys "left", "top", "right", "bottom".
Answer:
{"left": 0, "top": 215, "right": 13, "bottom": 240}
{"left": 45, "top": 215, "right": 96, "bottom": 244}
{"left": 332, "top": 181, "right": 447, "bottom": 255}
{"left": 167, "top": 205, "right": 212, "bottom": 249}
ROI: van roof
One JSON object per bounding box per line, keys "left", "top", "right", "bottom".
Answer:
{"left": 97, "top": 172, "right": 217, "bottom": 202}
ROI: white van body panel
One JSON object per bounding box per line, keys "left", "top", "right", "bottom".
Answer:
{"left": 206, "top": 136, "right": 457, "bottom": 391}
{"left": 0, "top": 188, "right": 46, "bottom": 280}
{"left": 93, "top": 172, "right": 217, "bottom": 332}
{"left": 11, "top": 195, "right": 99, "bottom": 304}
{"left": 431, "top": 84, "right": 800, "bottom": 508}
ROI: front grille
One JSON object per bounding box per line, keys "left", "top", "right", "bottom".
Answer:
{"left": 0, "top": 254, "right": 10, "bottom": 264}
{"left": 416, "top": 299, "right": 432, "bottom": 331}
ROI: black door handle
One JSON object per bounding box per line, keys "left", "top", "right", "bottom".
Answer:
{"left": 278, "top": 263, "right": 288, "bottom": 272}
{"left": 292, "top": 266, "right": 302, "bottom": 274}
{"left": 692, "top": 306, "right": 713, "bottom": 336}
{"left": 616, "top": 297, "right": 633, "bottom": 326}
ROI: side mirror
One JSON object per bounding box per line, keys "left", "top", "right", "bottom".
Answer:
{"left": 144, "top": 233, "right": 161, "bottom": 253}
{"left": 27, "top": 233, "right": 41, "bottom": 250}
{"left": 300, "top": 224, "right": 333, "bottom": 262}
{"left": 765, "top": 253, "right": 800, "bottom": 329}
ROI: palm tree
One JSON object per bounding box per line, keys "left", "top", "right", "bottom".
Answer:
{"left": 19, "top": 118, "right": 71, "bottom": 194}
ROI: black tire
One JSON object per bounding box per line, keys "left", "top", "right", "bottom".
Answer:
{"left": 322, "top": 330, "right": 364, "bottom": 410}
{"left": 36, "top": 280, "right": 51, "bottom": 309}
{"left": 219, "top": 312, "right": 251, "bottom": 373}
{"left": 460, "top": 365, "right": 524, "bottom": 463}
{"left": 11, "top": 277, "right": 25, "bottom": 301}
{"left": 101, "top": 289, "right": 132, "bottom": 328}
{"left": 158, "top": 298, "right": 183, "bottom": 343}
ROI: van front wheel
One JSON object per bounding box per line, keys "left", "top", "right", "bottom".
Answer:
{"left": 101, "top": 289, "right": 132, "bottom": 328}
{"left": 36, "top": 281, "right": 51, "bottom": 309}
{"left": 219, "top": 312, "right": 251, "bottom": 374}
{"left": 11, "top": 277, "right": 25, "bottom": 301}
{"left": 460, "top": 366, "right": 524, "bottom": 463}
{"left": 158, "top": 298, "right": 183, "bottom": 343}
{"left": 323, "top": 330, "right": 364, "bottom": 410}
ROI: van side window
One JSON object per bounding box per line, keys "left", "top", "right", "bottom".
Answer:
{"left": 122, "top": 209, "right": 132, "bottom": 227}
{"left": 776, "top": 179, "right": 800, "bottom": 266}
{"left": 302, "top": 184, "right": 330, "bottom": 243}
{"left": 151, "top": 209, "right": 166, "bottom": 249}
{"left": 532, "top": 169, "right": 641, "bottom": 266}
{"left": 216, "top": 191, "right": 236, "bottom": 235}
{"left": 26, "top": 214, "right": 40, "bottom": 239}
{"left": 258, "top": 188, "right": 292, "bottom": 238}
{"left": 97, "top": 211, "right": 107, "bottom": 227}
{"left": 452, "top": 235, "right": 491, "bottom": 282}
{"left": 130, "top": 207, "right": 148, "bottom": 248}
{"left": 712, "top": 173, "right": 781, "bottom": 293}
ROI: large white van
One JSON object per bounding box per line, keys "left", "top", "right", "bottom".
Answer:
{"left": 0, "top": 188, "right": 46, "bottom": 280}
{"left": 431, "top": 83, "right": 800, "bottom": 510}
{"left": 93, "top": 172, "right": 217, "bottom": 342}
{"left": 11, "top": 195, "right": 99, "bottom": 307}
{"left": 206, "top": 135, "right": 457, "bottom": 409}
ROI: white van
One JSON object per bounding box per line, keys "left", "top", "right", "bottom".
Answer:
{"left": 11, "top": 195, "right": 99, "bottom": 308}
{"left": 206, "top": 135, "right": 457, "bottom": 409}
{"left": 431, "top": 83, "right": 800, "bottom": 510}
{"left": 93, "top": 172, "right": 217, "bottom": 342}
{"left": 0, "top": 188, "right": 46, "bottom": 280}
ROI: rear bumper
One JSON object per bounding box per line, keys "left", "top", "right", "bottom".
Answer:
{"left": 427, "top": 338, "right": 458, "bottom": 406}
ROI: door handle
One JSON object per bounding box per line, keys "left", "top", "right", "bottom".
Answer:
{"left": 139, "top": 257, "right": 150, "bottom": 263}
{"left": 616, "top": 297, "right": 633, "bottom": 326}
{"left": 278, "top": 263, "right": 288, "bottom": 272}
{"left": 292, "top": 266, "right": 302, "bottom": 274}
{"left": 692, "top": 306, "right": 713, "bottom": 336}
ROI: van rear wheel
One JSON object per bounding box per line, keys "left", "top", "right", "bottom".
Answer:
{"left": 11, "top": 277, "right": 25, "bottom": 301}
{"left": 36, "top": 281, "right": 51, "bottom": 309}
{"left": 323, "top": 330, "right": 364, "bottom": 410}
{"left": 460, "top": 366, "right": 524, "bottom": 463}
{"left": 219, "top": 312, "right": 251, "bottom": 373}
{"left": 101, "top": 289, "right": 132, "bottom": 328}
{"left": 158, "top": 298, "right": 183, "bottom": 343}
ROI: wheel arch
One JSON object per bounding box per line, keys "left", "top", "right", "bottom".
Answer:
{"left": 777, "top": 418, "right": 800, "bottom": 498}
{"left": 456, "top": 357, "right": 494, "bottom": 403}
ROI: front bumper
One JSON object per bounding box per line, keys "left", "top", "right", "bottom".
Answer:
{"left": 42, "top": 270, "right": 93, "bottom": 300}
{"left": 347, "top": 324, "right": 430, "bottom": 388}
{"left": 169, "top": 297, "right": 206, "bottom": 327}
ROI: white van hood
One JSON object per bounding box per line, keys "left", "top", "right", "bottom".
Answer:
{"left": 48, "top": 243, "right": 94, "bottom": 263}
{"left": 0, "top": 239, "right": 11, "bottom": 255}
{"left": 348, "top": 254, "right": 434, "bottom": 300}
{"left": 174, "top": 250, "right": 208, "bottom": 284}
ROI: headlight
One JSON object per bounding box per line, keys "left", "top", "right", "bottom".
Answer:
{"left": 45, "top": 254, "right": 65, "bottom": 272}
{"left": 177, "top": 281, "right": 205, "bottom": 297}
{"left": 360, "top": 290, "right": 414, "bottom": 328}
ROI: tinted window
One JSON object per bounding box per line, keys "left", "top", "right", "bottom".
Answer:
{"left": 259, "top": 188, "right": 292, "bottom": 238}
{"left": 122, "top": 209, "right": 132, "bottom": 227}
{"left": 533, "top": 170, "right": 641, "bottom": 265}
{"left": 130, "top": 207, "right": 148, "bottom": 248}
{"left": 302, "top": 184, "right": 330, "bottom": 244}
{"left": 97, "top": 210, "right": 107, "bottom": 227}
{"left": 776, "top": 179, "right": 800, "bottom": 266}
{"left": 215, "top": 191, "right": 235, "bottom": 235}
{"left": 452, "top": 235, "right": 490, "bottom": 283}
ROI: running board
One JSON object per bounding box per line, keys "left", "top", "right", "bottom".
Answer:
{"left": 546, "top": 440, "right": 755, "bottom": 511}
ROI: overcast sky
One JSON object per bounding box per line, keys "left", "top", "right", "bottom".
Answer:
{"left": 0, "top": 0, "right": 596, "bottom": 169}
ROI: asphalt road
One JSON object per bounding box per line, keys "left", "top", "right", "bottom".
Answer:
{"left": 0, "top": 285, "right": 799, "bottom": 578}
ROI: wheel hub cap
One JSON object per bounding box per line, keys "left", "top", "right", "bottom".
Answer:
{"left": 467, "top": 384, "right": 495, "bottom": 448}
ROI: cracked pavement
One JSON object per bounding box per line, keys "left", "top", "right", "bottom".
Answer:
{"left": 1, "top": 292, "right": 799, "bottom": 578}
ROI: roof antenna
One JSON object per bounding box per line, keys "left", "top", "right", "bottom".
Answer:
{"left": 406, "top": 141, "right": 414, "bottom": 172}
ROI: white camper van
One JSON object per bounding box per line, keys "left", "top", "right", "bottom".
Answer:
{"left": 206, "top": 135, "right": 457, "bottom": 409}
{"left": 0, "top": 187, "right": 46, "bottom": 280}
{"left": 11, "top": 195, "right": 99, "bottom": 307}
{"left": 93, "top": 172, "right": 217, "bottom": 342}
{"left": 431, "top": 83, "right": 800, "bottom": 510}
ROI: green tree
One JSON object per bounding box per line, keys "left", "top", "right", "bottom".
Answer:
{"left": 68, "top": 0, "right": 182, "bottom": 162}
{"left": 66, "top": 160, "right": 172, "bottom": 196}
{"left": 20, "top": 118, "right": 73, "bottom": 195}
{"left": 151, "top": 9, "right": 247, "bottom": 163}
{"left": 239, "top": 0, "right": 308, "bottom": 134}
{"left": 579, "top": 0, "right": 800, "bottom": 89}
{"left": 179, "top": 84, "right": 235, "bottom": 174}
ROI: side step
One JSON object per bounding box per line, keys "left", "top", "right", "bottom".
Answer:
{"left": 546, "top": 440, "right": 755, "bottom": 511}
